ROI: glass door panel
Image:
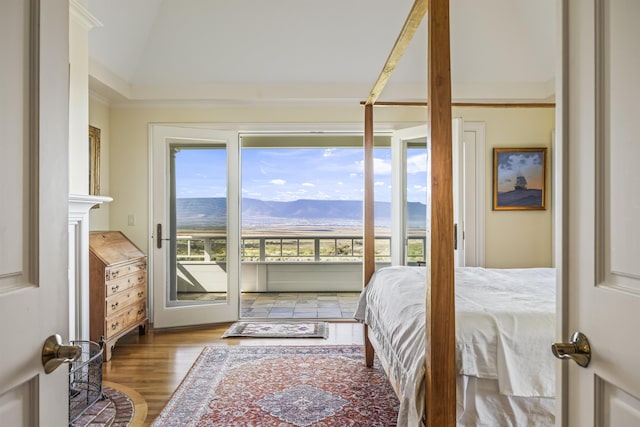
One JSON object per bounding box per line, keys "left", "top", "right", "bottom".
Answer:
{"left": 171, "top": 145, "right": 228, "bottom": 304}
{"left": 405, "top": 142, "right": 428, "bottom": 265}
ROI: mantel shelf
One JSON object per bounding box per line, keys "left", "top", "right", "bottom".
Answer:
{"left": 69, "top": 194, "right": 113, "bottom": 212}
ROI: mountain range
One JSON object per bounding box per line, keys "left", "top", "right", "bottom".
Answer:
{"left": 176, "top": 197, "right": 427, "bottom": 229}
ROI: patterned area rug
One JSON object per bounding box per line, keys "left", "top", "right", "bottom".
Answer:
{"left": 152, "top": 345, "right": 399, "bottom": 426}
{"left": 222, "top": 321, "right": 330, "bottom": 338}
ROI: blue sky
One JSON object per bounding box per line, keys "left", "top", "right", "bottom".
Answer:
{"left": 175, "top": 147, "right": 428, "bottom": 203}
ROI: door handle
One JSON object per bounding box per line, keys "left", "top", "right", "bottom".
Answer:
{"left": 41, "top": 334, "right": 81, "bottom": 374}
{"left": 551, "top": 331, "right": 591, "bottom": 367}
{"left": 156, "top": 224, "right": 171, "bottom": 249}
{"left": 454, "top": 223, "right": 458, "bottom": 250}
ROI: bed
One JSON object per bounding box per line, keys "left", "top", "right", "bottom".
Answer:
{"left": 355, "top": 266, "right": 556, "bottom": 426}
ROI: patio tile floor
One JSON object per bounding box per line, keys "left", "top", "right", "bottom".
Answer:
{"left": 177, "top": 291, "right": 361, "bottom": 319}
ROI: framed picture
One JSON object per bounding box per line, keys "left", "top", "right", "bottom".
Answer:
{"left": 89, "top": 125, "right": 101, "bottom": 197}
{"left": 493, "top": 147, "right": 547, "bottom": 210}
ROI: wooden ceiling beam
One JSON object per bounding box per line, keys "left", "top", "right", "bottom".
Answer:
{"left": 365, "top": 0, "right": 428, "bottom": 105}
{"left": 359, "top": 101, "right": 556, "bottom": 108}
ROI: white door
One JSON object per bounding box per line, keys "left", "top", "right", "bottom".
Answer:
{"left": 0, "top": 0, "right": 70, "bottom": 424}
{"left": 560, "top": 0, "right": 640, "bottom": 424}
{"left": 151, "top": 125, "right": 240, "bottom": 328}
{"left": 391, "top": 121, "right": 470, "bottom": 267}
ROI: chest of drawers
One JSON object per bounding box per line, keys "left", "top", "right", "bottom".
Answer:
{"left": 89, "top": 231, "right": 148, "bottom": 361}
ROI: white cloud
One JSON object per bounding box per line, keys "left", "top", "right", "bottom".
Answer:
{"left": 323, "top": 148, "right": 336, "bottom": 157}
{"left": 375, "top": 181, "right": 385, "bottom": 187}
{"left": 270, "top": 179, "right": 286, "bottom": 185}
{"left": 302, "top": 182, "right": 315, "bottom": 187}
{"left": 407, "top": 153, "right": 428, "bottom": 174}
{"left": 355, "top": 158, "right": 392, "bottom": 175}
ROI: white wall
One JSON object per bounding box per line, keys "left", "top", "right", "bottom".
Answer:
{"left": 88, "top": 104, "right": 555, "bottom": 268}
{"left": 88, "top": 97, "right": 111, "bottom": 230}
{"left": 68, "top": 2, "right": 99, "bottom": 195}
{"left": 454, "top": 107, "right": 555, "bottom": 268}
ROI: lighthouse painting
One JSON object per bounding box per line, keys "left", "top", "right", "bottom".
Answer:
{"left": 493, "top": 147, "right": 547, "bottom": 210}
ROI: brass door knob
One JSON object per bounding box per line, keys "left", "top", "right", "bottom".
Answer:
{"left": 551, "top": 331, "right": 591, "bottom": 367}
{"left": 41, "top": 334, "right": 81, "bottom": 374}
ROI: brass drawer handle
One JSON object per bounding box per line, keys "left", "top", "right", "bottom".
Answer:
{"left": 111, "top": 284, "right": 119, "bottom": 293}
{"left": 137, "top": 291, "right": 144, "bottom": 297}
{"left": 137, "top": 275, "right": 144, "bottom": 282}
{"left": 111, "top": 302, "right": 119, "bottom": 310}
{"left": 111, "top": 321, "right": 119, "bottom": 330}
{"left": 137, "top": 309, "right": 145, "bottom": 315}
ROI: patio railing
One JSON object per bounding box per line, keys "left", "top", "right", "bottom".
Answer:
{"left": 176, "top": 234, "right": 427, "bottom": 264}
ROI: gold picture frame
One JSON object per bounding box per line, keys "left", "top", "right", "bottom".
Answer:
{"left": 89, "top": 125, "right": 101, "bottom": 197}
{"left": 493, "top": 147, "right": 547, "bottom": 210}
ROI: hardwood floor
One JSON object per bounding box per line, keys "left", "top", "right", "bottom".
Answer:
{"left": 102, "top": 321, "right": 364, "bottom": 426}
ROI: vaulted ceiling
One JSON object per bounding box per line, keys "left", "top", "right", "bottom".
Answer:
{"left": 87, "top": 0, "right": 556, "bottom": 106}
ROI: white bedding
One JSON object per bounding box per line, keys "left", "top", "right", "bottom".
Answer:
{"left": 354, "top": 266, "right": 556, "bottom": 426}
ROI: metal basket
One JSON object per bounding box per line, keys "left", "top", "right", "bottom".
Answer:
{"left": 68, "top": 340, "right": 103, "bottom": 424}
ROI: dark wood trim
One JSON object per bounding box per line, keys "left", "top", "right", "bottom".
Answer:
{"left": 359, "top": 101, "right": 556, "bottom": 108}
{"left": 426, "top": 0, "right": 456, "bottom": 425}
{"left": 363, "top": 103, "right": 376, "bottom": 367}
{"left": 365, "top": 0, "right": 428, "bottom": 105}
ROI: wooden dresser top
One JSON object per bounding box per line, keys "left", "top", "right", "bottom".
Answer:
{"left": 89, "top": 231, "right": 146, "bottom": 266}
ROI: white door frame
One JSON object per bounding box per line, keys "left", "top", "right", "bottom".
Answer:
{"left": 462, "top": 122, "right": 486, "bottom": 267}
{"left": 391, "top": 124, "right": 428, "bottom": 266}
{"left": 391, "top": 121, "right": 485, "bottom": 267}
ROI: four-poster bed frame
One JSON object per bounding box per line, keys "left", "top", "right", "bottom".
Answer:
{"left": 361, "top": 0, "right": 455, "bottom": 424}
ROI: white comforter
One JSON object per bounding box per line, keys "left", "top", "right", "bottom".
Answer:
{"left": 354, "top": 266, "right": 556, "bottom": 426}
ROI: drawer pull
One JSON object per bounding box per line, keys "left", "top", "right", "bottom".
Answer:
{"left": 137, "top": 309, "right": 145, "bottom": 315}
{"left": 111, "top": 285, "right": 119, "bottom": 293}
{"left": 137, "top": 276, "right": 144, "bottom": 283}
{"left": 111, "top": 302, "right": 119, "bottom": 310}
{"left": 111, "top": 321, "right": 119, "bottom": 330}
{"left": 137, "top": 291, "right": 144, "bottom": 297}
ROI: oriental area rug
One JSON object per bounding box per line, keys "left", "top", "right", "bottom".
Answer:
{"left": 222, "top": 321, "right": 330, "bottom": 339}
{"left": 151, "top": 345, "right": 399, "bottom": 426}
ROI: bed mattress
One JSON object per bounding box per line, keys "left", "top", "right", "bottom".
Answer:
{"left": 354, "top": 266, "right": 556, "bottom": 426}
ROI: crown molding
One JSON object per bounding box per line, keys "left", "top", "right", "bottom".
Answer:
{"left": 70, "top": 0, "right": 103, "bottom": 31}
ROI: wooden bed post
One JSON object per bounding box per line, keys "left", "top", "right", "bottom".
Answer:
{"left": 426, "top": 0, "right": 456, "bottom": 424}
{"left": 363, "top": 103, "right": 375, "bottom": 368}
{"left": 362, "top": 0, "right": 428, "bottom": 369}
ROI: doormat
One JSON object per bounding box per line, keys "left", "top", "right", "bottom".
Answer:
{"left": 222, "top": 321, "right": 329, "bottom": 338}
{"left": 151, "top": 345, "right": 399, "bottom": 426}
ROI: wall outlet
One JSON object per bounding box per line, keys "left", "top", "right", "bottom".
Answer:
{"left": 128, "top": 214, "right": 135, "bottom": 226}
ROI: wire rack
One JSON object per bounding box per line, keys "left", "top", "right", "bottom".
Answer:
{"left": 68, "top": 340, "right": 103, "bottom": 424}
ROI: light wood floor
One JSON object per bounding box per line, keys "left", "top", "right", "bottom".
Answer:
{"left": 102, "top": 321, "right": 364, "bottom": 426}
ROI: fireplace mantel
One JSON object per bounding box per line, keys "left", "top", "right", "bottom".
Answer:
{"left": 69, "top": 194, "right": 112, "bottom": 340}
